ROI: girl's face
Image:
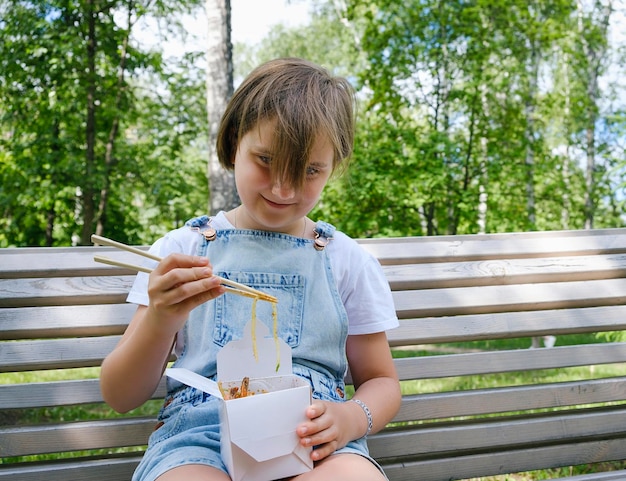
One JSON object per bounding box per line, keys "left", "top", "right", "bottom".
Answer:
{"left": 233, "top": 120, "right": 334, "bottom": 235}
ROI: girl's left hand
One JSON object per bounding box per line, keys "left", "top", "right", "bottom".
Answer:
{"left": 296, "top": 400, "right": 363, "bottom": 462}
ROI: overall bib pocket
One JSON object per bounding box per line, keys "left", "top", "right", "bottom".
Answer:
{"left": 212, "top": 271, "right": 305, "bottom": 348}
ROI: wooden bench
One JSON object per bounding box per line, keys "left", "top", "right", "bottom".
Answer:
{"left": 2, "top": 227, "right": 626, "bottom": 481}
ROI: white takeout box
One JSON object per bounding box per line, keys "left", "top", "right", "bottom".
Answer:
{"left": 166, "top": 319, "right": 312, "bottom": 481}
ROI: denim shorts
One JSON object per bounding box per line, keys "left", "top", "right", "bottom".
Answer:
{"left": 132, "top": 387, "right": 388, "bottom": 481}
{"left": 132, "top": 387, "right": 226, "bottom": 481}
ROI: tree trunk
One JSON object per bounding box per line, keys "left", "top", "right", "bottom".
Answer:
{"left": 524, "top": 47, "right": 539, "bottom": 231}
{"left": 561, "top": 52, "right": 571, "bottom": 230}
{"left": 80, "top": 0, "right": 97, "bottom": 245}
{"left": 96, "top": 5, "right": 133, "bottom": 237}
{"left": 578, "top": 0, "right": 612, "bottom": 230}
{"left": 206, "top": 0, "right": 238, "bottom": 214}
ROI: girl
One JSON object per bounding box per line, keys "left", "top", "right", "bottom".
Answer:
{"left": 100, "top": 57, "right": 401, "bottom": 481}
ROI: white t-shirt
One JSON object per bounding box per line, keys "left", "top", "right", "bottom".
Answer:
{"left": 127, "top": 212, "right": 399, "bottom": 336}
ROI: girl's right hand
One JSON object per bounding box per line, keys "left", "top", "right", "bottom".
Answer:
{"left": 145, "top": 253, "right": 225, "bottom": 338}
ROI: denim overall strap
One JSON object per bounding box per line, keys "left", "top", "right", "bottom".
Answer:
{"left": 169, "top": 223, "right": 349, "bottom": 403}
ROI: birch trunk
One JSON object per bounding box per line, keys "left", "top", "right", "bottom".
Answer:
{"left": 206, "top": 0, "right": 237, "bottom": 214}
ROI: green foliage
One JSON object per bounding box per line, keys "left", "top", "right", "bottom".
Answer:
{"left": 0, "top": 0, "right": 207, "bottom": 247}
{"left": 1, "top": 0, "right": 625, "bottom": 245}
{"left": 311, "top": 0, "right": 625, "bottom": 236}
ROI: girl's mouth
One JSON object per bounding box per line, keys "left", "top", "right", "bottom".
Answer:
{"left": 263, "top": 196, "right": 294, "bottom": 209}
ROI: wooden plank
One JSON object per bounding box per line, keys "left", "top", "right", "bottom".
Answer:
{"left": 0, "top": 304, "right": 135, "bottom": 340}
{"left": 382, "top": 253, "right": 626, "bottom": 290}
{"left": 0, "top": 276, "right": 134, "bottom": 307}
{"left": 386, "top": 305, "right": 626, "bottom": 346}
{"left": 0, "top": 336, "right": 122, "bottom": 372}
{"left": 380, "top": 438, "right": 626, "bottom": 481}
{"left": 394, "top": 343, "right": 626, "bottom": 380}
{"left": 371, "top": 405, "right": 626, "bottom": 459}
{"left": 0, "top": 246, "right": 151, "bottom": 278}
{"left": 0, "top": 456, "right": 140, "bottom": 481}
{"left": 358, "top": 228, "right": 626, "bottom": 265}
{"left": 394, "top": 377, "right": 626, "bottom": 422}
{"left": 392, "top": 278, "right": 626, "bottom": 318}
{"left": 0, "top": 378, "right": 167, "bottom": 410}
{"left": 564, "top": 473, "right": 626, "bottom": 481}
{"left": 0, "top": 418, "right": 154, "bottom": 457}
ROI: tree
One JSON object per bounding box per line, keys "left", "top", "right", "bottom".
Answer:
{"left": 206, "top": 0, "right": 238, "bottom": 214}
{"left": 0, "top": 0, "right": 208, "bottom": 246}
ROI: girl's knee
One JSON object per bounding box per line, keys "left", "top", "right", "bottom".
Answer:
{"left": 155, "top": 464, "right": 231, "bottom": 481}
{"left": 295, "top": 453, "right": 386, "bottom": 481}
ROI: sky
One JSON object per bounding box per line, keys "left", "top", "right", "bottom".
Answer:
{"left": 230, "top": 0, "right": 310, "bottom": 45}
{"left": 132, "top": 0, "right": 311, "bottom": 61}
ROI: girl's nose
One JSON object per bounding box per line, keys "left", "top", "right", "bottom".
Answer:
{"left": 271, "top": 181, "right": 296, "bottom": 200}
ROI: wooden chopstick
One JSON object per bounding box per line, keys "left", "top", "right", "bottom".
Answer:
{"left": 91, "top": 234, "right": 278, "bottom": 303}
{"left": 91, "top": 235, "right": 161, "bottom": 261}
{"left": 93, "top": 254, "right": 153, "bottom": 274}
{"left": 93, "top": 255, "right": 262, "bottom": 300}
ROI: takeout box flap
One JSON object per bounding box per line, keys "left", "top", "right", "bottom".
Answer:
{"left": 228, "top": 444, "right": 312, "bottom": 481}
{"left": 233, "top": 431, "right": 305, "bottom": 462}
{"left": 217, "top": 320, "right": 292, "bottom": 381}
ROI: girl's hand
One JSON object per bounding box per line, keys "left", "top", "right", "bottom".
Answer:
{"left": 296, "top": 400, "right": 365, "bottom": 462}
{"left": 145, "top": 253, "right": 225, "bottom": 338}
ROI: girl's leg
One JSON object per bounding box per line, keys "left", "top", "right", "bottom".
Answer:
{"left": 293, "top": 453, "right": 386, "bottom": 481}
{"left": 155, "top": 464, "right": 231, "bottom": 481}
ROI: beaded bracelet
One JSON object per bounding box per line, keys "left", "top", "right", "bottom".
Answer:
{"left": 351, "top": 398, "right": 373, "bottom": 437}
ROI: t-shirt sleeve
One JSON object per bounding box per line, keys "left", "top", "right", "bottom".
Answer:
{"left": 334, "top": 237, "right": 399, "bottom": 335}
{"left": 125, "top": 230, "right": 193, "bottom": 306}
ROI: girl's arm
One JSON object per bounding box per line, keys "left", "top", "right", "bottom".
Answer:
{"left": 345, "top": 331, "right": 401, "bottom": 434}
{"left": 297, "top": 331, "right": 401, "bottom": 460}
{"left": 100, "top": 254, "right": 225, "bottom": 413}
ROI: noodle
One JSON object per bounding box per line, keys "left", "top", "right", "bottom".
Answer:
{"left": 251, "top": 298, "right": 259, "bottom": 361}
{"left": 249, "top": 295, "right": 280, "bottom": 371}
{"left": 272, "top": 302, "right": 280, "bottom": 372}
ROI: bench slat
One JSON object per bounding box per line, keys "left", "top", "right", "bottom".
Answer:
{"left": 0, "top": 378, "right": 167, "bottom": 410}
{"left": 395, "top": 343, "right": 626, "bottom": 380}
{"left": 0, "top": 304, "right": 135, "bottom": 340}
{"left": 0, "top": 456, "right": 140, "bottom": 481}
{"left": 0, "top": 277, "right": 133, "bottom": 308}
{"left": 380, "top": 438, "right": 626, "bottom": 481}
{"left": 383, "top": 253, "right": 626, "bottom": 290}
{"left": 396, "top": 377, "right": 626, "bottom": 422}
{"left": 392, "top": 278, "right": 626, "bottom": 318}
{"left": 3, "top": 375, "right": 624, "bottom": 423}
{"left": 371, "top": 405, "right": 626, "bottom": 459}
{"left": 0, "top": 247, "right": 150, "bottom": 279}
{"left": 3, "top": 303, "right": 624, "bottom": 345}
{"left": 564, "top": 473, "right": 626, "bottom": 481}
{"left": 0, "top": 418, "right": 155, "bottom": 457}
{"left": 2, "top": 335, "right": 624, "bottom": 379}
{"left": 388, "top": 305, "right": 626, "bottom": 345}
{"left": 359, "top": 228, "right": 626, "bottom": 264}
{"left": 0, "top": 336, "right": 122, "bottom": 372}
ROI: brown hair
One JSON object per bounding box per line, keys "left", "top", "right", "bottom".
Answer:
{"left": 216, "top": 58, "right": 356, "bottom": 191}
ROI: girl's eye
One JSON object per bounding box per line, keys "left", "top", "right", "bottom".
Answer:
{"left": 306, "top": 166, "right": 320, "bottom": 177}
{"left": 258, "top": 155, "right": 271, "bottom": 165}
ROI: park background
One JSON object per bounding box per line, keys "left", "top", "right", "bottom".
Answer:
{"left": 2, "top": 2, "right": 626, "bottom": 479}
{"left": 1, "top": 0, "right": 625, "bottom": 248}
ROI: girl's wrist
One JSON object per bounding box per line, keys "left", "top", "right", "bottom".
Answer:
{"left": 350, "top": 398, "right": 373, "bottom": 437}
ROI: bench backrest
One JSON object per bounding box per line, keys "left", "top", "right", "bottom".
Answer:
{"left": 2, "top": 227, "right": 626, "bottom": 481}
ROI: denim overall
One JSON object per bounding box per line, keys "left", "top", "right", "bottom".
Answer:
{"left": 133, "top": 217, "right": 382, "bottom": 481}
{"left": 171, "top": 216, "right": 349, "bottom": 400}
